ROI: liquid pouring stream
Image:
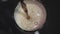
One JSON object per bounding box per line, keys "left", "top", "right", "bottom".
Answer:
{"left": 21, "top": 1, "right": 30, "bottom": 19}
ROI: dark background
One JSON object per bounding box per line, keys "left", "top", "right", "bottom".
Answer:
{"left": 0, "top": 0, "right": 57, "bottom": 34}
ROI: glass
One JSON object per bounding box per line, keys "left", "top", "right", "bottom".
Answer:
{"left": 14, "top": 0, "right": 47, "bottom": 34}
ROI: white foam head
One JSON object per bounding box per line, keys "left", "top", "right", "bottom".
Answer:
{"left": 14, "top": 1, "right": 46, "bottom": 31}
